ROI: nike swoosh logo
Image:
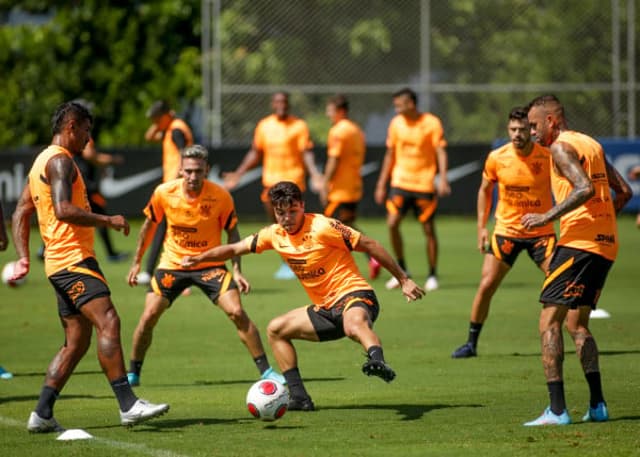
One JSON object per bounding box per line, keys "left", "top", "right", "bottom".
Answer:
{"left": 100, "top": 167, "right": 163, "bottom": 198}
{"left": 436, "top": 160, "right": 483, "bottom": 185}
{"left": 208, "top": 166, "right": 263, "bottom": 190}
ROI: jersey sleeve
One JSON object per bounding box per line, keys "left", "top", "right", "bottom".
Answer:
{"left": 298, "top": 121, "right": 313, "bottom": 151}
{"left": 432, "top": 116, "right": 447, "bottom": 148}
{"left": 483, "top": 152, "right": 498, "bottom": 182}
{"left": 143, "top": 187, "right": 165, "bottom": 223}
{"left": 219, "top": 190, "right": 238, "bottom": 231}
{"left": 246, "top": 225, "right": 275, "bottom": 254}
{"left": 318, "top": 217, "right": 361, "bottom": 252}
{"left": 327, "top": 127, "right": 344, "bottom": 158}
{"left": 385, "top": 118, "right": 397, "bottom": 149}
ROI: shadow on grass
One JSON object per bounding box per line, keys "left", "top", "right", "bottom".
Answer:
{"left": 9, "top": 369, "right": 103, "bottom": 378}
{"left": 153, "top": 376, "right": 345, "bottom": 388}
{"left": 320, "top": 402, "right": 482, "bottom": 421}
{"left": 97, "top": 416, "right": 305, "bottom": 432}
{"left": 508, "top": 349, "right": 640, "bottom": 357}
{"left": 0, "top": 393, "right": 112, "bottom": 405}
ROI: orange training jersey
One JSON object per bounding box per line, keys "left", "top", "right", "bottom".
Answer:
{"left": 254, "top": 114, "right": 314, "bottom": 190}
{"left": 28, "top": 145, "right": 95, "bottom": 276}
{"left": 246, "top": 214, "right": 371, "bottom": 308}
{"left": 551, "top": 131, "right": 618, "bottom": 260}
{"left": 144, "top": 179, "right": 238, "bottom": 270}
{"left": 162, "top": 118, "right": 194, "bottom": 182}
{"left": 326, "top": 118, "right": 366, "bottom": 203}
{"left": 386, "top": 113, "right": 447, "bottom": 193}
{"left": 484, "top": 142, "right": 554, "bottom": 237}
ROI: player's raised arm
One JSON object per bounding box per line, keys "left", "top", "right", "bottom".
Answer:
{"left": 181, "top": 239, "right": 251, "bottom": 268}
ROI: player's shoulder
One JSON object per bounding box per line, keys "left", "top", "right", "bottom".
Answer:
{"left": 489, "top": 142, "right": 515, "bottom": 158}
{"left": 156, "top": 178, "right": 182, "bottom": 195}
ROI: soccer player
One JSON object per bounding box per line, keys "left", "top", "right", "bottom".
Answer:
{"left": 0, "top": 202, "right": 14, "bottom": 380}
{"left": 320, "top": 94, "right": 381, "bottom": 279}
{"left": 375, "top": 88, "right": 450, "bottom": 292}
{"left": 137, "top": 99, "right": 194, "bottom": 285}
{"left": 522, "top": 95, "right": 632, "bottom": 426}
{"left": 451, "top": 107, "right": 556, "bottom": 358}
{"left": 11, "top": 101, "right": 169, "bottom": 432}
{"left": 126, "top": 144, "right": 283, "bottom": 387}
{"left": 181, "top": 181, "right": 426, "bottom": 411}
{"left": 627, "top": 165, "right": 640, "bottom": 228}
{"left": 223, "top": 91, "right": 323, "bottom": 280}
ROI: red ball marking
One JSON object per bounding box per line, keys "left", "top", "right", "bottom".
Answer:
{"left": 259, "top": 380, "right": 278, "bottom": 395}
{"left": 247, "top": 403, "right": 260, "bottom": 418}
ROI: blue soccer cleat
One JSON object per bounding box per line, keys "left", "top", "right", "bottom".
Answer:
{"left": 582, "top": 402, "right": 609, "bottom": 422}
{"left": 451, "top": 342, "right": 477, "bottom": 359}
{"left": 261, "top": 367, "right": 287, "bottom": 385}
{"left": 274, "top": 263, "right": 296, "bottom": 280}
{"left": 0, "top": 366, "right": 13, "bottom": 380}
{"left": 524, "top": 407, "right": 571, "bottom": 426}
{"left": 127, "top": 372, "right": 140, "bottom": 387}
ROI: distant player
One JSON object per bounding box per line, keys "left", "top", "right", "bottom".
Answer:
{"left": 451, "top": 107, "right": 555, "bottom": 358}
{"left": 126, "top": 144, "right": 283, "bottom": 387}
{"left": 375, "top": 88, "right": 450, "bottom": 292}
{"left": 0, "top": 202, "right": 14, "bottom": 380}
{"left": 182, "top": 181, "right": 425, "bottom": 411}
{"left": 522, "top": 95, "right": 632, "bottom": 426}
{"left": 11, "top": 101, "right": 168, "bottom": 432}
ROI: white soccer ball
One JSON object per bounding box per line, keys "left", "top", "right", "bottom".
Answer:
{"left": 1, "top": 261, "right": 26, "bottom": 287}
{"left": 246, "top": 379, "right": 289, "bottom": 421}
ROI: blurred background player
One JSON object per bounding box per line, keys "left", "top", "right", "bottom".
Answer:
{"left": 628, "top": 165, "right": 640, "bottom": 228}
{"left": 223, "top": 91, "right": 323, "bottom": 280}
{"left": 126, "top": 145, "right": 283, "bottom": 387}
{"left": 137, "top": 99, "right": 194, "bottom": 285}
{"left": 522, "top": 95, "right": 632, "bottom": 426}
{"left": 182, "top": 181, "right": 425, "bottom": 411}
{"left": 320, "top": 94, "right": 380, "bottom": 279}
{"left": 11, "top": 101, "right": 168, "bottom": 432}
{"left": 375, "top": 88, "right": 450, "bottom": 292}
{"left": 0, "top": 202, "right": 14, "bottom": 380}
{"left": 451, "top": 107, "right": 555, "bottom": 358}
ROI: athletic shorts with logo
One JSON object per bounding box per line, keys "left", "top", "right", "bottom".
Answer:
{"left": 489, "top": 234, "right": 556, "bottom": 267}
{"left": 150, "top": 266, "right": 238, "bottom": 305}
{"left": 539, "top": 246, "right": 613, "bottom": 309}
{"left": 307, "top": 290, "right": 379, "bottom": 341}
{"left": 386, "top": 187, "right": 437, "bottom": 223}
{"left": 48, "top": 257, "right": 111, "bottom": 317}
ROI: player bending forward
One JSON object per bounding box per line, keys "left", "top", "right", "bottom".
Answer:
{"left": 182, "top": 181, "right": 425, "bottom": 411}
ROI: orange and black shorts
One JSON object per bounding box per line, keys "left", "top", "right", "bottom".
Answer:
{"left": 489, "top": 233, "right": 556, "bottom": 267}
{"left": 323, "top": 201, "right": 358, "bottom": 220}
{"left": 307, "top": 290, "right": 379, "bottom": 341}
{"left": 539, "top": 246, "right": 613, "bottom": 309}
{"left": 386, "top": 187, "right": 437, "bottom": 223}
{"left": 150, "top": 266, "right": 238, "bottom": 306}
{"left": 48, "top": 257, "right": 110, "bottom": 317}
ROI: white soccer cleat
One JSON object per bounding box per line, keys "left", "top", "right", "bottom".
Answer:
{"left": 27, "top": 411, "right": 65, "bottom": 433}
{"left": 136, "top": 271, "right": 152, "bottom": 285}
{"left": 385, "top": 277, "right": 401, "bottom": 290}
{"left": 120, "top": 399, "right": 169, "bottom": 426}
{"left": 425, "top": 276, "right": 439, "bottom": 291}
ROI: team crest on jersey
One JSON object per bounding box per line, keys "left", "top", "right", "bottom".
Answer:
{"left": 302, "top": 232, "right": 314, "bottom": 250}
{"left": 531, "top": 161, "right": 543, "bottom": 175}
{"left": 500, "top": 239, "right": 514, "bottom": 255}
{"left": 199, "top": 204, "right": 211, "bottom": 218}
{"left": 68, "top": 280, "right": 86, "bottom": 304}
{"left": 161, "top": 273, "right": 176, "bottom": 288}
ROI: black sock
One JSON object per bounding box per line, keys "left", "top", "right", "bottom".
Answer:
{"left": 367, "top": 345, "right": 384, "bottom": 362}
{"left": 35, "top": 385, "right": 59, "bottom": 419}
{"left": 129, "top": 360, "right": 143, "bottom": 376}
{"left": 111, "top": 376, "right": 138, "bottom": 412}
{"left": 429, "top": 267, "right": 437, "bottom": 277}
{"left": 468, "top": 322, "right": 483, "bottom": 347}
{"left": 254, "top": 354, "right": 270, "bottom": 374}
{"left": 585, "top": 372, "right": 605, "bottom": 408}
{"left": 397, "top": 258, "right": 407, "bottom": 271}
{"left": 283, "top": 368, "right": 310, "bottom": 400}
{"left": 547, "top": 381, "right": 566, "bottom": 415}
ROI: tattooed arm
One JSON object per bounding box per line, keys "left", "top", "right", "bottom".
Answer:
{"left": 604, "top": 158, "right": 633, "bottom": 213}
{"left": 522, "top": 141, "right": 594, "bottom": 229}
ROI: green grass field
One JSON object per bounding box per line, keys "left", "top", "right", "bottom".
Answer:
{"left": 0, "top": 216, "right": 639, "bottom": 457}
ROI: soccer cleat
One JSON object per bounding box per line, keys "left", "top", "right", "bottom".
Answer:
{"left": 451, "top": 342, "right": 477, "bottom": 359}
{"left": 27, "top": 411, "right": 65, "bottom": 433}
{"left": 385, "top": 277, "right": 400, "bottom": 290}
{"left": 136, "top": 271, "right": 151, "bottom": 285}
{"left": 274, "top": 263, "right": 296, "bottom": 280}
{"left": 260, "top": 367, "right": 287, "bottom": 385}
{"left": 368, "top": 257, "right": 382, "bottom": 280}
{"left": 127, "top": 372, "right": 140, "bottom": 387}
{"left": 288, "top": 396, "right": 315, "bottom": 411}
{"left": 582, "top": 402, "right": 609, "bottom": 422}
{"left": 120, "top": 399, "right": 169, "bottom": 426}
{"left": 523, "top": 407, "right": 571, "bottom": 426}
{"left": 425, "top": 275, "right": 439, "bottom": 291}
{"left": 0, "top": 366, "right": 13, "bottom": 380}
{"left": 362, "top": 359, "right": 396, "bottom": 383}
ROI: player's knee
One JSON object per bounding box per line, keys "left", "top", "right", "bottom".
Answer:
{"left": 227, "top": 306, "right": 248, "bottom": 327}
{"left": 267, "top": 316, "right": 287, "bottom": 339}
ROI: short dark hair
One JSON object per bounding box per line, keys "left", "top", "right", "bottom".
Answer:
{"left": 51, "top": 101, "right": 93, "bottom": 135}
{"left": 269, "top": 181, "right": 303, "bottom": 208}
{"left": 528, "top": 94, "right": 564, "bottom": 118}
{"left": 508, "top": 106, "right": 529, "bottom": 122}
{"left": 392, "top": 87, "right": 417, "bottom": 104}
{"left": 328, "top": 94, "right": 349, "bottom": 112}
{"left": 146, "top": 100, "right": 171, "bottom": 118}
